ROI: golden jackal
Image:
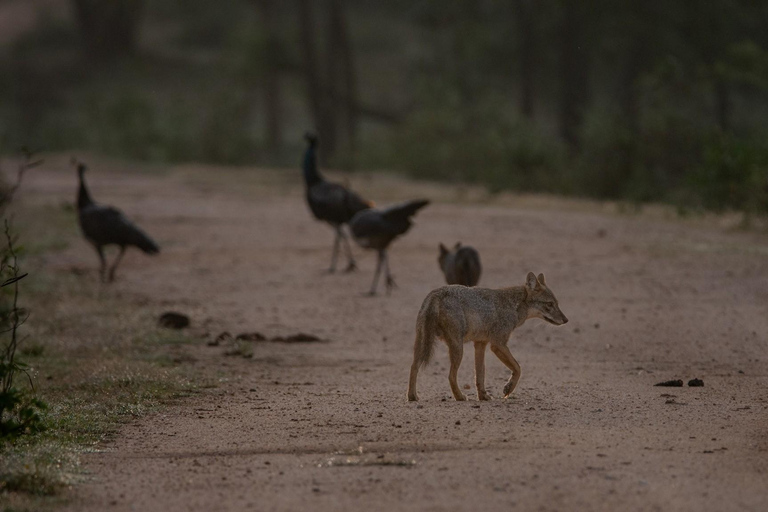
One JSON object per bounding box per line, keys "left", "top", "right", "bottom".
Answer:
{"left": 438, "top": 242, "right": 482, "bottom": 287}
{"left": 407, "top": 272, "right": 568, "bottom": 401}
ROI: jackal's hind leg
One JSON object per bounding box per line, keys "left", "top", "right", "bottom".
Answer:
{"left": 447, "top": 338, "right": 466, "bottom": 401}
{"left": 490, "top": 344, "right": 521, "bottom": 398}
{"left": 474, "top": 342, "right": 491, "bottom": 400}
{"left": 407, "top": 360, "right": 420, "bottom": 401}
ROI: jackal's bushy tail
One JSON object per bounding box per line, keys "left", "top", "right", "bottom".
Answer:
{"left": 413, "top": 294, "right": 439, "bottom": 368}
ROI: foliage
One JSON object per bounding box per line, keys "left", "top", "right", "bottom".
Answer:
{"left": 393, "top": 102, "right": 565, "bottom": 193}
{"left": 2, "top": 1, "right": 768, "bottom": 210}
{"left": 0, "top": 220, "right": 46, "bottom": 443}
{"left": 687, "top": 134, "right": 768, "bottom": 212}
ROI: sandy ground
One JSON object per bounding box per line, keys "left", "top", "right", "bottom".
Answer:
{"left": 19, "top": 159, "right": 768, "bottom": 511}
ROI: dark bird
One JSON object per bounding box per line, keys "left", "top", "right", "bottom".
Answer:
{"left": 76, "top": 163, "right": 159, "bottom": 282}
{"left": 438, "top": 242, "right": 482, "bottom": 287}
{"left": 302, "top": 133, "right": 372, "bottom": 273}
{"left": 349, "top": 199, "right": 430, "bottom": 295}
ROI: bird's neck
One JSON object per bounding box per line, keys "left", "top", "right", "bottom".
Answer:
{"left": 77, "top": 173, "right": 94, "bottom": 210}
{"left": 302, "top": 145, "right": 323, "bottom": 187}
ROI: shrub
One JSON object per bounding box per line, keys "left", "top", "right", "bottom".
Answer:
{"left": 0, "top": 220, "right": 46, "bottom": 443}
{"left": 685, "top": 133, "right": 768, "bottom": 213}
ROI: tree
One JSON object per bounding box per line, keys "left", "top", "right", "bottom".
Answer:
{"left": 514, "top": 0, "right": 535, "bottom": 119}
{"left": 71, "top": 0, "right": 144, "bottom": 60}
{"left": 297, "top": 0, "right": 336, "bottom": 163}
{"left": 558, "top": 1, "right": 591, "bottom": 152}
{"left": 254, "top": 0, "right": 283, "bottom": 152}
{"left": 326, "top": 0, "right": 359, "bottom": 162}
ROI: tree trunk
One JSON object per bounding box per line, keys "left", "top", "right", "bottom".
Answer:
{"left": 618, "top": 42, "right": 643, "bottom": 136}
{"left": 558, "top": 1, "right": 590, "bottom": 152}
{"left": 328, "top": 0, "right": 358, "bottom": 164}
{"left": 514, "top": 0, "right": 535, "bottom": 120}
{"left": 714, "top": 78, "right": 730, "bottom": 132}
{"left": 255, "top": 0, "right": 282, "bottom": 153}
{"left": 72, "top": 0, "right": 144, "bottom": 60}
{"left": 297, "top": 0, "right": 335, "bottom": 163}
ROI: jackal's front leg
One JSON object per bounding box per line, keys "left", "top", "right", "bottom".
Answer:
{"left": 490, "top": 344, "right": 521, "bottom": 398}
{"left": 474, "top": 342, "right": 492, "bottom": 400}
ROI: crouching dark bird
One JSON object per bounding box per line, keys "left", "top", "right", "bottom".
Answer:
{"left": 438, "top": 242, "right": 482, "bottom": 287}
{"left": 349, "top": 199, "right": 430, "bottom": 295}
{"left": 302, "top": 133, "right": 372, "bottom": 272}
{"left": 76, "top": 163, "right": 159, "bottom": 282}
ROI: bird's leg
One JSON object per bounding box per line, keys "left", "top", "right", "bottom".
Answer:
{"left": 340, "top": 228, "right": 357, "bottom": 272}
{"left": 94, "top": 245, "right": 107, "bottom": 282}
{"left": 107, "top": 246, "right": 126, "bottom": 283}
{"left": 384, "top": 251, "right": 397, "bottom": 295}
{"left": 366, "top": 250, "right": 384, "bottom": 296}
{"left": 328, "top": 227, "right": 341, "bottom": 273}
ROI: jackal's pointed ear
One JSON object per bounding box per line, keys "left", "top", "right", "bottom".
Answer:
{"left": 439, "top": 243, "right": 448, "bottom": 255}
{"left": 454, "top": 242, "right": 462, "bottom": 250}
{"left": 526, "top": 272, "right": 539, "bottom": 291}
{"left": 537, "top": 273, "right": 546, "bottom": 286}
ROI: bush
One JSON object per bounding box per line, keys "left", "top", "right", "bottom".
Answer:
{"left": 0, "top": 220, "right": 46, "bottom": 443}
{"left": 392, "top": 101, "right": 565, "bottom": 193}
{"left": 686, "top": 134, "right": 768, "bottom": 213}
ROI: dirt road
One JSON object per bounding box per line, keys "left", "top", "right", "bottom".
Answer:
{"left": 24, "top": 159, "right": 768, "bottom": 511}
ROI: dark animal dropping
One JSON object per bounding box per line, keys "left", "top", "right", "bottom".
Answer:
{"left": 209, "top": 332, "right": 233, "bottom": 346}
{"left": 158, "top": 312, "right": 190, "bottom": 329}
{"left": 236, "top": 332, "right": 267, "bottom": 341}
{"left": 688, "top": 378, "right": 704, "bottom": 387}
{"left": 271, "top": 333, "right": 322, "bottom": 343}
{"left": 654, "top": 379, "right": 683, "bottom": 387}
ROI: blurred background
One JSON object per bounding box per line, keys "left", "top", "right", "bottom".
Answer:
{"left": 2, "top": 0, "right": 768, "bottom": 212}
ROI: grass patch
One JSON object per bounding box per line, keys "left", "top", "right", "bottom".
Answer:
{"left": 0, "top": 202, "right": 209, "bottom": 507}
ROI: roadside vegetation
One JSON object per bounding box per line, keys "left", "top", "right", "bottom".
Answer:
{"left": 0, "top": 162, "right": 207, "bottom": 511}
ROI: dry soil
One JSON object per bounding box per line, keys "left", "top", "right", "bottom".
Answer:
{"left": 22, "top": 159, "right": 768, "bottom": 512}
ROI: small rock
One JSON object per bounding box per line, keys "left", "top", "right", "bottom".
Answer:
{"left": 688, "top": 378, "right": 704, "bottom": 387}
{"left": 455, "top": 420, "right": 461, "bottom": 425}
{"left": 654, "top": 379, "right": 683, "bottom": 387}
{"left": 158, "top": 311, "right": 190, "bottom": 329}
